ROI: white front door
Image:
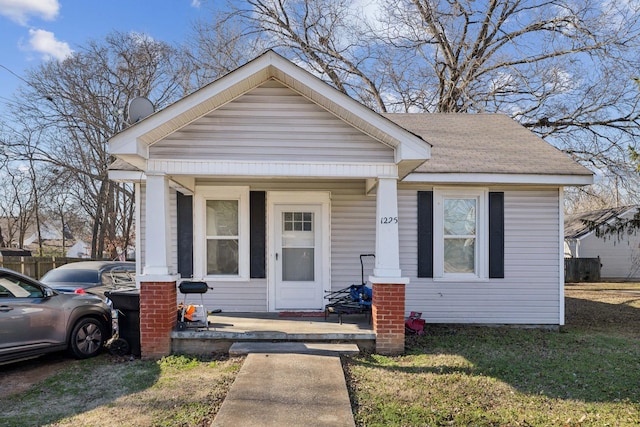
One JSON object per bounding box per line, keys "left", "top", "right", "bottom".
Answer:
{"left": 269, "top": 192, "right": 330, "bottom": 311}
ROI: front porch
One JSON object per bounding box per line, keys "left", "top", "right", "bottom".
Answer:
{"left": 171, "top": 312, "right": 376, "bottom": 355}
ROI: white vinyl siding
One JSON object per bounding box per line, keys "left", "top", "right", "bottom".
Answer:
{"left": 149, "top": 81, "right": 394, "bottom": 163}
{"left": 572, "top": 226, "right": 640, "bottom": 279}
{"left": 141, "top": 180, "right": 563, "bottom": 322}
{"left": 401, "top": 188, "right": 562, "bottom": 324}
{"left": 169, "top": 180, "right": 376, "bottom": 313}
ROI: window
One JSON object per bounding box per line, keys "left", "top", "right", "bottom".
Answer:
{"left": 0, "top": 276, "right": 44, "bottom": 298}
{"left": 206, "top": 200, "right": 239, "bottom": 275}
{"left": 194, "top": 187, "right": 249, "bottom": 279}
{"left": 417, "top": 190, "right": 504, "bottom": 280}
{"left": 443, "top": 198, "right": 477, "bottom": 274}
{"left": 434, "top": 189, "right": 487, "bottom": 280}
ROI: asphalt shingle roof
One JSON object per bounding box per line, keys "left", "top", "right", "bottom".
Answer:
{"left": 383, "top": 113, "right": 593, "bottom": 177}
{"left": 564, "top": 206, "right": 637, "bottom": 239}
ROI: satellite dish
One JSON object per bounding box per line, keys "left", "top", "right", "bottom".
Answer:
{"left": 127, "top": 97, "right": 154, "bottom": 124}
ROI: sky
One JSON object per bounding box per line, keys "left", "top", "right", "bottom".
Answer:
{"left": 0, "top": 0, "right": 209, "bottom": 113}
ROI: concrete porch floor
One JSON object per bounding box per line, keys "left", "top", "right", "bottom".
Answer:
{"left": 171, "top": 312, "right": 376, "bottom": 355}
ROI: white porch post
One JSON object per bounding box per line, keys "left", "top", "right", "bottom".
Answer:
{"left": 373, "top": 177, "right": 402, "bottom": 278}
{"left": 139, "top": 172, "right": 178, "bottom": 359}
{"left": 370, "top": 176, "right": 408, "bottom": 355}
{"left": 144, "top": 173, "right": 172, "bottom": 276}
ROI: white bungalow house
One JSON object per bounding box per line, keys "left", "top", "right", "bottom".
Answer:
{"left": 108, "top": 51, "right": 593, "bottom": 357}
{"left": 565, "top": 206, "right": 640, "bottom": 279}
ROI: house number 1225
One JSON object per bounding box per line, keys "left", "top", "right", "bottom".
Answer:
{"left": 380, "top": 217, "right": 398, "bottom": 224}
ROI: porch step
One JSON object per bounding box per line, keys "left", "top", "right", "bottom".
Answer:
{"left": 228, "top": 342, "right": 360, "bottom": 356}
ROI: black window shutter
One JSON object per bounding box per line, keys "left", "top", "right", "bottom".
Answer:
{"left": 417, "top": 191, "right": 434, "bottom": 278}
{"left": 489, "top": 192, "right": 505, "bottom": 278}
{"left": 250, "top": 191, "right": 266, "bottom": 278}
{"left": 176, "top": 192, "right": 193, "bottom": 278}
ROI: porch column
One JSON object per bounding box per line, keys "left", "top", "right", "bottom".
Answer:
{"left": 140, "top": 173, "right": 179, "bottom": 359}
{"left": 370, "top": 177, "right": 409, "bottom": 355}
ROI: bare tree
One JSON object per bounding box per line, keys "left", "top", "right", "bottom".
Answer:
{"left": 11, "top": 31, "right": 193, "bottom": 258}
{"left": 200, "top": 0, "right": 640, "bottom": 205}
{"left": 206, "top": 0, "right": 389, "bottom": 110}
{"left": 187, "top": 15, "right": 265, "bottom": 86}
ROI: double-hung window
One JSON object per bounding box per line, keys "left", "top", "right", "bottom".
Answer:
{"left": 206, "top": 200, "right": 239, "bottom": 275}
{"left": 194, "top": 186, "right": 249, "bottom": 279}
{"left": 418, "top": 189, "right": 504, "bottom": 280}
{"left": 434, "top": 189, "right": 488, "bottom": 280}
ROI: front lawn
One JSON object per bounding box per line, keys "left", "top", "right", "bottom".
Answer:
{"left": 344, "top": 284, "right": 640, "bottom": 426}
{"left": 1, "top": 283, "right": 638, "bottom": 426}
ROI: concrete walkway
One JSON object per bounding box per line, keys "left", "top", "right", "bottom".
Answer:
{"left": 211, "top": 343, "right": 357, "bottom": 427}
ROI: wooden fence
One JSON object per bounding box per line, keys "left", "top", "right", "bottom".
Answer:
{"left": 565, "top": 257, "right": 601, "bottom": 283}
{"left": 0, "top": 256, "right": 87, "bottom": 280}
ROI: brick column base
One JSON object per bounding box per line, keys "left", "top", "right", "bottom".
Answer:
{"left": 140, "top": 281, "right": 177, "bottom": 359}
{"left": 372, "top": 283, "right": 406, "bottom": 355}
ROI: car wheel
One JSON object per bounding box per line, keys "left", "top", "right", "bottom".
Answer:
{"left": 69, "top": 318, "right": 106, "bottom": 359}
{"left": 108, "top": 337, "right": 130, "bottom": 356}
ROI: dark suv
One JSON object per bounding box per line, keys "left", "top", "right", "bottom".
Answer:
{"left": 0, "top": 268, "right": 112, "bottom": 364}
{"left": 40, "top": 261, "right": 136, "bottom": 300}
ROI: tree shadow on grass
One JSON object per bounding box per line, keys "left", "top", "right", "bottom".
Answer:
{"left": 349, "top": 297, "right": 640, "bottom": 404}
{"left": 565, "top": 294, "right": 640, "bottom": 338}
{"left": 0, "top": 353, "right": 162, "bottom": 427}
{"left": 0, "top": 352, "right": 236, "bottom": 427}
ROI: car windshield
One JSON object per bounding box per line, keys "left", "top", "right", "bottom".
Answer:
{"left": 41, "top": 270, "right": 99, "bottom": 283}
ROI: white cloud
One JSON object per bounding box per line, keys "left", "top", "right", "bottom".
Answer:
{"left": 28, "top": 29, "right": 72, "bottom": 61}
{"left": 0, "top": 0, "right": 60, "bottom": 26}
{"left": 191, "top": 0, "right": 201, "bottom": 7}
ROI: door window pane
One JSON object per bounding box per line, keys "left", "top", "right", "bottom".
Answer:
{"left": 282, "top": 212, "right": 314, "bottom": 246}
{"left": 283, "top": 248, "right": 314, "bottom": 281}
{"left": 284, "top": 211, "right": 313, "bottom": 232}
{"left": 281, "top": 211, "right": 314, "bottom": 281}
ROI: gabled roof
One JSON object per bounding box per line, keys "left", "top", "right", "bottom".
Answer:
{"left": 564, "top": 206, "right": 638, "bottom": 239}
{"left": 388, "top": 114, "right": 593, "bottom": 185}
{"left": 109, "top": 50, "right": 430, "bottom": 178}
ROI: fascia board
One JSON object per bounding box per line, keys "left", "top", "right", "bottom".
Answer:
{"left": 402, "top": 173, "right": 594, "bottom": 186}
{"left": 108, "top": 170, "right": 146, "bottom": 183}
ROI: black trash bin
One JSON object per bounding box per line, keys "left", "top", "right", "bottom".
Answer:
{"left": 105, "top": 288, "right": 141, "bottom": 357}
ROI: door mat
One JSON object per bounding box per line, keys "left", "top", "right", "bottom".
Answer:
{"left": 278, "top": 311, "right": 325, "bottom": 318}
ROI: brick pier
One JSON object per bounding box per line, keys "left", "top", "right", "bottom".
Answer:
{"left": 139, "top": 281, "right": 177, "bottom": 359}
{"left": 372, "top": 283, "right": 406, "bottom": 355}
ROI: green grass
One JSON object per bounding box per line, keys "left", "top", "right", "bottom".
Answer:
{"left": 345, "top": 328, "right": 640, "bottom": 426}
{"left": 0, "top": 354, "right": 241, "bottom": 427}
{"left": 344, "top": 284, "right": 640, "bottom": 427}
{"left": 1, "top": 285, "right": 639, "bottom": 426}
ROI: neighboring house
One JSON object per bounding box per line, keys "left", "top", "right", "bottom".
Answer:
{"left": 67, "top": 240, "right": 90, "bottom": 259}
{"left": 565, "top": 206, "right": 640, "bottom": 279}
{"left": 108, "top": 51, "right": 593, "bottom": 357}
{"left": 23, "top": 221, "right": 73, "bottom": 246}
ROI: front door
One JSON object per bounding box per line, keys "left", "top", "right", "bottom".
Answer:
{"left": 269, "top": 192, "right": 330, "bottom": 311}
